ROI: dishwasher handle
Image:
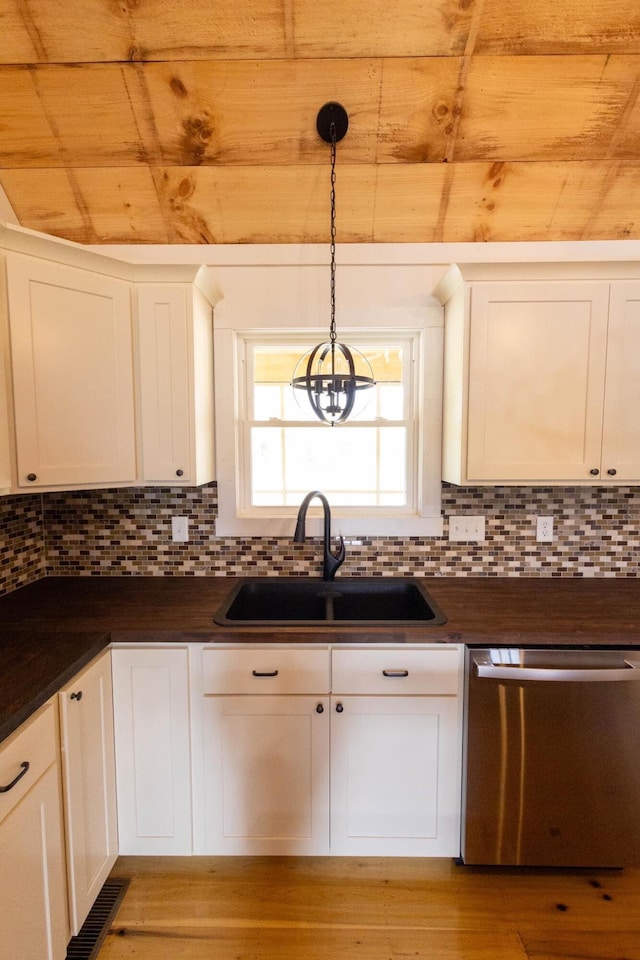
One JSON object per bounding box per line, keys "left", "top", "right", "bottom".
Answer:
{"left": 473, "top": 654, "right": 640, "bottom": 683}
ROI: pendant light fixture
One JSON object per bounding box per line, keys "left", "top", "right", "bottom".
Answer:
{"left": 291, "top": 102, "right": 375, "bottom": 425}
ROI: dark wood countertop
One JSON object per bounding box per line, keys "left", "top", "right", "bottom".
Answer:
{"left": 2, "top": 574, "right": 640, "bottom": 645}
{"left": 0, "top": 629, "right": 110, "bottom": 743}
{"left": 2, "top": 574, "right": 640, "bottom": 744}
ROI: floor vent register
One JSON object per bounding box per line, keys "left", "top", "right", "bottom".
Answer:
{"left": 65, "top": 878, "right": 130, "bottom": 960}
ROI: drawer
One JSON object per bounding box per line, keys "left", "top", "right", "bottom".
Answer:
{"left": 0, "top": 700, "right": 58, "bottom": 824}
{"left": 202, "top": 648, "right": 331, "bottom": 695}
{"left": 331, "top": 647, "right": 461, "bottom": 695}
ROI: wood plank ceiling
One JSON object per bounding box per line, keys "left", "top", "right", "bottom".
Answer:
{"left": 1, "top": 0, "right": 640, "bottom": 244}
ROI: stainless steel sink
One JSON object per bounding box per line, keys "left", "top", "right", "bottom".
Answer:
{"left": 213, "top": 577, "right": 447, "bottom": 626}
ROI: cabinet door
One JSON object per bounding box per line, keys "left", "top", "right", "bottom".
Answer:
{"left": 59, "top": 652, "right": 118, "bottom": 935}
{"left": 330, "top": 696, "right": 461, "bottom": 856}
{"left": 136, "top": 282, "right": 214, "bottom": 485}
{"left": 0, "top": 764, "right": 68, "bottom": 960}
{"left": 602, "top": 282, "right": 640, "bottom": 481}
{"left": 111, "top": 647, "right": 192, "bottom": 854}
{"left": 466, "top": 281, "right": 610, "bottom": 482}
{"left": 136, "top": 284, "right": 193, "bottom": 483}
{"left": 198, "top": 695, "right": 330, "bottom": 855}
{"left": 7, "top": 254, "right": 135, "bottom": 487}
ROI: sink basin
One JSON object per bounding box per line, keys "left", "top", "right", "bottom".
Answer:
{"left": 213, "top": 578, "right": 447, "bottom": 626}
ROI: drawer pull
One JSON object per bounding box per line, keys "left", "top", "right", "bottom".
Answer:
{"left": 70, "top": 690, "right": 83, "bottom": 701}
{"left": 252, "top": 669, "right": 279, "bottom": 678}
{"left": 0, "top": 760, "right": 30, "bottom": 793}
{"left": 382, "top": 669, "right": 409, "bottom": 678}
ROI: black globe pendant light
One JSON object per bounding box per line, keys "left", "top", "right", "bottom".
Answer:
{"left": 291, "top": 103, "right": 375, "bottom": 425}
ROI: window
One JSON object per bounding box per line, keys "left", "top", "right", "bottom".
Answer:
{"left": 213, "top": 262, "right": 444, "bottom": 538}
{"left": 247, "top": 339, "right": 411, "bottom": 508}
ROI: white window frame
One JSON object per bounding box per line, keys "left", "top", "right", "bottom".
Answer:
{"left": 213, "top": 263, "right": 444, "bottom": 538}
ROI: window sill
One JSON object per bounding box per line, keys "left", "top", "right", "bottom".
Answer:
{"left": 214, "top": 515, "right": 444, "bottom": 538}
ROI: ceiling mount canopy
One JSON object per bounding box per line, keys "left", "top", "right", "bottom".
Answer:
{"left": 291, "top": 102, "right": 375, "bottom": 426}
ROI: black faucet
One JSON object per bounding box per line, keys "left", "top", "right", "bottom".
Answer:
{"left": 293, "top": 490, "right": 346, "bottom": 581}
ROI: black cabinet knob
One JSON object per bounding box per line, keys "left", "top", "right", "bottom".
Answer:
{"left": 26, "top": 473, "right": 37, "bottom": 482}
{"left": 70, "top": 691, "right": 83, "bottom": 701}
{"left": 590, "top": 468, "right": 600, "bottom": 476}
{"left": 316, "top": 703, "right": 324, "bottom": 714}
{"left": 335, "top": 702, "right": 344, "bottom": 713}
{"left": 176, "top": 469, "right": 184, "bottom": 477}
{"left": 607, "top": 468, "right": 617, "bottom": 476}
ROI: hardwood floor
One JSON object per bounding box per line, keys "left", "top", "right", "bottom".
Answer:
{"left": 98, "top": 856, "right": 640, "bottom": 960}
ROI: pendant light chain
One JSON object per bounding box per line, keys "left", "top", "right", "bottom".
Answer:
{"left": 291, "top": 102, "right": 375, "bottom": 425}
{"left": 329, "top": 120, "right": 337, "bottom": 345}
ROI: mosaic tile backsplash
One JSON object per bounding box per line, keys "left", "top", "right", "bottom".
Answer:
{"left": 4, "top": 482, "right": 640, "bottom": 598}
{"left": 0, "top": 495, "right": 45, "bottom": 596}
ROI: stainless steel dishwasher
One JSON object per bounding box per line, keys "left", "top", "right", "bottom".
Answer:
{"left": 462, "top": 647, "right": 640, "bottom": 867}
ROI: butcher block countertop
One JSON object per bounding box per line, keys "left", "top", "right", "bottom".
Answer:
{"left": 2, "top": 574, "right": 640, "bottom": 645}
{"left": 2, "top": 574, "right": 640, "bottom": 744}
{"left": 0, "top": 629, "right": 109, "bottom": 743}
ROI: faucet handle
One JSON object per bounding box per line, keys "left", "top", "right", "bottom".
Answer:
{"left": 325, "top": 535, "right": 346, "bottom": 580}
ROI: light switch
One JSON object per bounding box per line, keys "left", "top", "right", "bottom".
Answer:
{"left": 449, "top": 516, "right": 485, "bottom": 542}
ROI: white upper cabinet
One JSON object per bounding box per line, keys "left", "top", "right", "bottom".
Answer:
{"left": 135, "top": 271, "right": 215, "bottom": 485}
{"left": 7, "top": 253, "right": 136, "bottom": 489}
{"left": 601, "top": 282, "right": 640, "bottom": 481}
{"left": 0, "top": 223, "right": 217, "bottom": 494}
{"left": 435, "top": 264, "right": 640, "bottom": 485}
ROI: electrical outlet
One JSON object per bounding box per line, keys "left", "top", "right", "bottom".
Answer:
{"left": 171, "top": 516, "right": 190, "bottom": 542}
{"left": 449, "top": 516, "right": 486, "bottom": 542}
{"left": 536, "top": 516, "right": 554, "bottom": 542}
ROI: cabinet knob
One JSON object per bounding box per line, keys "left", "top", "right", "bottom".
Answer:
{"left": 589, "top": 468, "right": 600, "bottom": 476}
{"left": 70, "top": 691, "right": 83, "bottom": 701}
{"left": 26, "top": 473, "right": 37, "bottom": 482}
{"left": 176, "top": 469, "right": 184, "bottom": 477}
{"left": 607, "top": 468, "right": 617, "bottom": 476}
{"left": 316, "top": 703, "right": 324, "bottom": 714}
{"left": 335, "top": 702, "right": 344, "bottom": 713}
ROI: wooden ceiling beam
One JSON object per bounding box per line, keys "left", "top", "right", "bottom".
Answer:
{"left": 3, "top": 161, "right": 640, "bottom": 245}
{"left": 1, "top": 56, "right": 640, "bottom": 170}
{"left": 3, "top": 0, "right": 640, "bottom": 65}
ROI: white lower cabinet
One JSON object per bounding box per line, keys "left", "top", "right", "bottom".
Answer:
{"left": 111, "top": 647, "right": 192, "bottom": 854}
{"left": 198, "top": 695, "right": 330, "bottom": 854}
{"left": 330, "top": 695, "right": 460, "bottom": 856}
{"left": 191, "top": 643, "right": 462, "bottom": 857}
{"left": 330, "top": 646, "right": 462, "bottom": 857}
{"left": 0, "top": 702, "right": 68, "bottom": 960}
{"left": 193, "top": 646, "right": 331, "bottom": 855}
{"left": 59, "top": 651, "right": 118, "bottom": 934}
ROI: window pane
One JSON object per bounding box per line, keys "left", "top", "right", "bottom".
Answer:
{"left": 379, "top": 428, "right": 407, "bottom": 489}
{"left": 251, "top": 343, "right": 407, "bottom": 422}
{"left": 250, "top": 426, "right": 407, "bottom": 507}
{"left": 377, "top": 383, "right": 405, "bottom": 420}
{"left": 253, "top": 384, "right": 284, "bottom": 420}
{"left": 251, "top": 428, "right": 284, "bottom": 491}
{"left": 284, "top": 428, "right": 378, "bottom": 492}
